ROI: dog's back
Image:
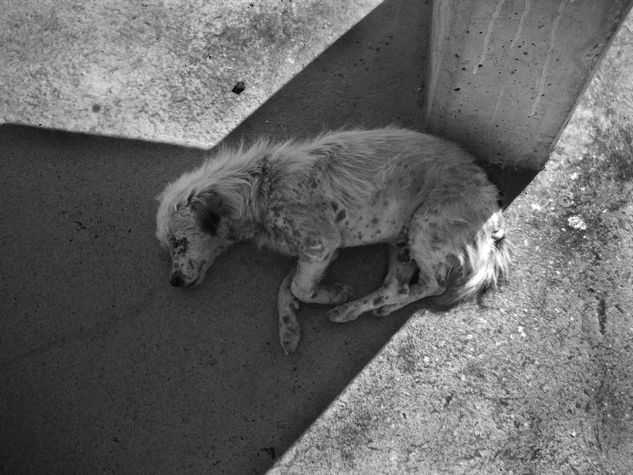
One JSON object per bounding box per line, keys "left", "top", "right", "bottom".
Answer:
{"left": 283, "top": 127, "right": 486, "bottom": 210}
{"left": 270, "top": 128, "right": 497, "bottom": 249}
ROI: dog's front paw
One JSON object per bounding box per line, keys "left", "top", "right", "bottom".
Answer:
{"left": 280, "top": 317, "right": 301, "bottom": 355}
{"left": 327, "top": 303, "right": 360, "bottom": 323}
{"left": 279, "top": 298, "right": 301, "bottom": 355}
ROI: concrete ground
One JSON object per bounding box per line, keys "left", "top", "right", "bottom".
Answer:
{"left": 1, "top": 2, "right": 632, "bottom": 475}
{"left": 0, "top": 0, "right": 381, "bottom": 147}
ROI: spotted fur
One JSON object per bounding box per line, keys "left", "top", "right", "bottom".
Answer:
{"left": 156, "top": 127, "right": 511, "bottom": 354}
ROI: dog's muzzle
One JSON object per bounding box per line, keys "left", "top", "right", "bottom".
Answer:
{"left": 169, "top": 259, "right": 208, "bottom": 288}
{"left": 170, "top": 271, "right": 186, "bottom": 287}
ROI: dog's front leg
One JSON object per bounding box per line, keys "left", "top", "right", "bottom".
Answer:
{"left": 278, "top": 249, "right": 348, "bottom": 355}
{"left": 278, "top": 269, "right": 301, "bottom": 355}
{"left": 290, "top": 245, "right": 351, "bottom": 305}
{"left": 270, "top": 205, "right": 350, "bottom": 305}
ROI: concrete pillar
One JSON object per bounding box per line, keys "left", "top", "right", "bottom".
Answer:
{"left": 425, "top": 0, "right": 632, "bottom": 173}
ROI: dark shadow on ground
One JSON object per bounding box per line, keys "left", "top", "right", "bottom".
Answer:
{"left": 0, "top": 123, "right": 413, "bottom": 474}
{"left": 0, "top": 1, "right": 436, "bottom": 474}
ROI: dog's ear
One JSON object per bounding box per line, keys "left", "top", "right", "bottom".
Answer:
{"left": 188, "top": 190, "right": 228, "bottom": 235}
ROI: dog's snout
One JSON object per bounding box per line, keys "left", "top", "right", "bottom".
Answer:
{"left": 170, "top": 272, "right": 185, "bottom": 287}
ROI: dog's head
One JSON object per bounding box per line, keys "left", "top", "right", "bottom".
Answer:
{"left": 156, "top": 176, "right": 240, "bottom": 288}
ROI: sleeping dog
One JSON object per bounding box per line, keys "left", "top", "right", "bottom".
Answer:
{"left": 156, "top": 127, "right": 510, "bottom": 354}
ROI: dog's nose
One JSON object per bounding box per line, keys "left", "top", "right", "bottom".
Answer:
{"left": 170, "top": 272, "right": 185, "bottom": 287}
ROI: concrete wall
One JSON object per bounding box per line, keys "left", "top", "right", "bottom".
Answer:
{"left": 425, "top": 0, "right": 632, "bottom": 172}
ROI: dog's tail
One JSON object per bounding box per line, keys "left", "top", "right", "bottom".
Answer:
{"left": 430, "top": 210, "right": 511, "bottom": 308}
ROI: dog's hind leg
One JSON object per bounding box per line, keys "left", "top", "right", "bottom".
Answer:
{"left": 327, "top": 243, "right": 417, "bottom": 323}
{"left": 374, "top": 209, "right": 465, "bottom": 316}
{"left": 372, "top": 275, "right": 446, "bottom": 316}
{"left": 373, "top": 258, "right": 451, "bottom": 316}
{"left": 278, "top": 269, "right": 302, "bottom": 355}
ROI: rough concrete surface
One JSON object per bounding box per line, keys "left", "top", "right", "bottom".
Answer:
{"left": 0, "top": 1, "right": 432, "bottom": 473}
{"left": 271, "top": 15, "right": 633, "bottom": 474}
{"left": 1, "top": 1, "right": 632, "bottom": 474}
{"left": 0, "top": 0, "right": 380, "bottom": 147}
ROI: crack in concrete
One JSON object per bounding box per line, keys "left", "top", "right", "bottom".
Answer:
{"left": 425, "top": 0, "right": 453, "bottom": 124}
{"left": 530, "top": 0, "right": 567, "bottom": 117}
{"left": 491, "top": 83, "right": 507, "bottom": 124}
{"left": 474, "top": 0, "right": 505, "bottom": 74}
{"left": 597, "top": 297, "right": 607, "bottom": 335}
{"left": 511, "top": 0, "right": 531, "bottom": 49}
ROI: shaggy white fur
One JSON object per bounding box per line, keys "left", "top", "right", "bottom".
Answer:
{"left": 156, "top": 127, "right": 510, "bottom": 354}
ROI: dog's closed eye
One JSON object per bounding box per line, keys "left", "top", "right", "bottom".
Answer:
{"left": 189, "top": 192, "right": 225, "bottom": 234}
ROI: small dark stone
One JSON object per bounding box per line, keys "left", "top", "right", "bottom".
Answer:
{"left": 444, "top": 392, "right": 454, "bottom": 407}
{"left": 232, "top": 81, "right": 246, "bottom": 94}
